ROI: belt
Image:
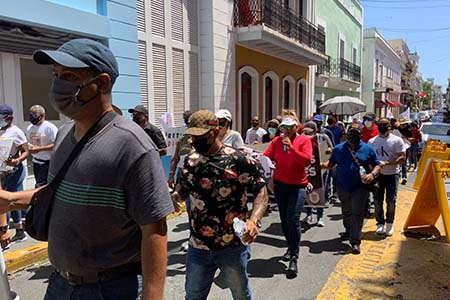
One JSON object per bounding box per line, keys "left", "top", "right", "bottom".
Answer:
{"left": 57, "top": 261, "right": 141, "bottom": 285}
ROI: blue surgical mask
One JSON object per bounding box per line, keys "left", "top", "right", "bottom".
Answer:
{"left": 268, "top": 127, "right": 277, "bottom": 135}
{"left": 0, "top": 119, "right": 7, "bottom": 128}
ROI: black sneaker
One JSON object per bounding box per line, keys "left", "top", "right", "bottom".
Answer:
{"left": 286, "top": 258, "right": 298, "bottom": 279}
{"left": 401, "top": 178, "right": 407, "bottom": 185}
{"left": 11, "top": 230, "right": 27, "bottom": 243}
{"left": 351, "top": 244, "right": 361, "bottom": 255}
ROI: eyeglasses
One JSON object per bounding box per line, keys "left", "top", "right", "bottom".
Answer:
{"left": 279, "top": 125, "right": 294, "bottom": 130}
{"left": 218, "top": 120, "right": 227, "bottom": 127}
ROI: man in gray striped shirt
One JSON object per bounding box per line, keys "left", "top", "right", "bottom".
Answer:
{"left": 0, "top": 39, "right": 174, "bottom": 300}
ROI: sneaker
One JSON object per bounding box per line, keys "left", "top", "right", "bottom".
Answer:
{"left": 386, "top": 223, "right": 394, "bottom": 236}
{"left": 401, "top": 178, "right": 407, "bottom": 185}
{"left": 351, "top": 244, "right": 361, "bottom": 255}
{"left": 303, "top": 215, "right": 313, "bottom": 225}
{"left": 10, "top": 230, "right": 27, "bottom": 243}
{"left": 286, "top": 258, "right": 298, "bottom": 279}
{"left": 375, "top": 224, "right": 385, "bottom": 235}
{"left": 317, "top": 218, "right": 325, "bottom": 227}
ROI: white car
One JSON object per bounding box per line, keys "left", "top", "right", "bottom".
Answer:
{"left": 421, "top": 122, "right": 450, "bottom": 146}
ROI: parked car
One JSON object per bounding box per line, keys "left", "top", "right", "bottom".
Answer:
{"left": 418, "top": 111, "right": 430, "bottom": 121}
{"left": 421, "top": 122, "right": 450, "bottom": 146}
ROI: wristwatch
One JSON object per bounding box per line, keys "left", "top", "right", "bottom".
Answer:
{"left": 251, "top": 219, "right": 262, "bottom": 229}
{"left": 0, "top": 225, "right": 8, "bottom": 234}
{"left": 371, "top": 172, "right": 377, "bottom": 178}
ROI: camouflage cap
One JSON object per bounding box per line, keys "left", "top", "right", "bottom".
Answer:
{"left": 184, "top": 110, "right": 218, "bottom": 136}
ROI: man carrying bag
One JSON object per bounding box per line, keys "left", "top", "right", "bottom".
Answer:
{"left": 0, "top": 39, "right": 174, "bottom": 300}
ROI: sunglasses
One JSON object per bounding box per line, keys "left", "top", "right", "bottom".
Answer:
{"left": 218, "top": 120, "right": 227, "bottom": 127}
{"left": 279, "top": 125, "right": 294, "bottom": 130}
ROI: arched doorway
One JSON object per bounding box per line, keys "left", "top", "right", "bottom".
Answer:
{"left": 263, "top": 71, "right": 279, "bottom": 121}
{"left": 297, "top": 79, "right": 307, "bottom": 121}
{"left": 241, "top": 72, "right": 252, "bottom": 133}
{"left": 282, "top": 75, "right": 295, "bottom": 111}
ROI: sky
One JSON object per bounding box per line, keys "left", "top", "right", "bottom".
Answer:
{"left": 361, "top": 0, "right": 450, "bottom": 88}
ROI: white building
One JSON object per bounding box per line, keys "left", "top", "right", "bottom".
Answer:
{"left": 136, "top": 0, "right": 327, "bottom": 131}
{"left": 362, "top": 28, "right": 402, "bottom": 117}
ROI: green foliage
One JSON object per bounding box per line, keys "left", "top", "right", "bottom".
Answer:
{"left": 421, "top": 82, "right": 433, "bottom": 108}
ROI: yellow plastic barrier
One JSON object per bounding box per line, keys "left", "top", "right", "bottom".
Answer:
{"left": 404, "top": 160, "right": 450, "bottom": 243}
{"left": 413, "top": 142, "right": 450, "bottom": 190}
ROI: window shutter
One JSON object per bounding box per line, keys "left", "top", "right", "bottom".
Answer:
{"left": 189, "top": 51, "right": 199, "bottom": 111}
{"left": 151, "top": 0, "right": 165, "bottom": 37}
{"left": 187, "top": 0, "right": 198, "bottom": 45}
{"left": 136, "top": 0, "right": 146, "bottom": 32}
{"left": 171, "top": 0, "right": 183, "bottom": 42}
{"left": 138, "top": 41, "right": 148, "bottom": 108}
{"left": 152, "top": 44, "right": 167, "bottom": 124}
{"left": 172, "top": 48, "right": 185, "bottom": 127}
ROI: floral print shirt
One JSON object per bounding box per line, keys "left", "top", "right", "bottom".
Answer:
{"left": 180, "top": 145, "right": 266, "bottom": 251}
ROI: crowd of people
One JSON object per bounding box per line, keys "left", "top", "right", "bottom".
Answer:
{"left": 0, "top": 38, "right": 419, "bottom": 300}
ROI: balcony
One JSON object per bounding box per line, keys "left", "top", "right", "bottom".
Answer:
{"left": 316, "top": 57, "right": 361, "bottom": 89}
{"left": 234, "top": 0, "right": 327, "bottom": 66}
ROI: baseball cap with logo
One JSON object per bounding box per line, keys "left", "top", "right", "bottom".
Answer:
{"left": 312, "top": 114, "right": 323, "bottom": 122}
{"left": 215, "top": 109, "right": 232, "bottom": 122}
{"left": 185, "top": 110, "right": 218, "bottom": 136}
{"left": 33, "top": 38, "right": 119, "bottom": 83}
{"left": 128, "top": 105, "right": 148, "bottom": 116}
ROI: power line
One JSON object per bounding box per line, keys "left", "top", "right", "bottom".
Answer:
{"left": 369, "top": 27, "right": 450, "bottom": 32}
{"left": 364, "top": 4, "right": 450, "bottom": 9}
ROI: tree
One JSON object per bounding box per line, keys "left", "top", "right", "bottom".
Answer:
{"left": 421, "top": 82, "right": 433, "bottom": 109}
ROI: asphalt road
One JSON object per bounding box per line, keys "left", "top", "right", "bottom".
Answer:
{"left": 8, "top": 199, "right": 351, "bottom": 300}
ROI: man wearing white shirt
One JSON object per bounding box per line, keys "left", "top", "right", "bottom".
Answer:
{"left": 26, "top": 105, "right": 58, "bottom": 187}
{"left": 245, "top": 116, "right": 266, "bottom": 144}
{"left": 368, "top": 118, "right": 406, "bottom": 236}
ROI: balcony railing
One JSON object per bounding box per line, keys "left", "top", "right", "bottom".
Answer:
{"left": 233, "top": 0, "right": 326, "bottom": 54}
{"left": 317, "top": 57, "right": 361, "bottom": 82}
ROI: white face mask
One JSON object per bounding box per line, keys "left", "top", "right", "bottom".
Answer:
{"left": 364, "top": 120, "right": 373, "bottom": 128}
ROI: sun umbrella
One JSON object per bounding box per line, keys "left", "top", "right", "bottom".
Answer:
{"left": 319, "top": 96, "right": 366, "bottom": 115}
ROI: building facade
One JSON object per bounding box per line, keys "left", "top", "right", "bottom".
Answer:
{"left": 137, "top": 0, "right": 327, "bottom": 132}
{"left": 361, "top": 28, "right": 402, "bottom": 117}
{"left": 314, "top": 0, "right": 363, "bottom": 114}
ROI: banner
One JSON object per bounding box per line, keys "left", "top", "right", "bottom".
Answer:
{"left": 399, "top": 107, "right": 410, "bottom": 120}
{"left": 164, "top": 127, "right": 186, "bottom": 156}
{"left": 305, "top": 135, "right": 326, "bottom": 207}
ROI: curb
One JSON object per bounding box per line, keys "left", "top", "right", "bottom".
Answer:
{"left": 4, "top": 203, "right": 187, "bottom": 274}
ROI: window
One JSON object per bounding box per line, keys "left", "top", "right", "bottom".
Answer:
{"left": 283, "top": 80, "right": 290, "bottom": 109}
{"left": 241, "top": 72, "right": 252, "bottom": 132}
{"left": 352, "top": 48, "right": 357, "bottom": 65}
{"left": 339, "top": 39, "right": 345, "bottom": 59}
{"left": 265, "top": 77, "right": 273, "bottom": 121}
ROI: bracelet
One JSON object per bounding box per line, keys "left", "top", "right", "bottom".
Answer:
{"left": 169, "top": 171, "right": 175, "bottom": 175}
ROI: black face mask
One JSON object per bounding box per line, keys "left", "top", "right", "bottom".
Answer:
{"left": 347, "top": 134, "right": 360, "bottom": 145}
{"left": 251, "top": 121, "right": 259, "bottom": 127}
{"left": 192, "top": 137, "right": 213, "bottom": 155}
{"left": 133, "top": 115, "right": 143, "bottom": 125}
{"left": 326, "top": 119, "right": 334, "bottom": 125}
{"left": 30, "top": 115, "right": 42, "bottom": 125}
{"left": 378, "top": 124, "right": 389, "bottom": 135}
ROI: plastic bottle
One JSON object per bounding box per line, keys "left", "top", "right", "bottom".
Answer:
{"left": 359, "top": 166, "right": 366, "bottom": 178}
{"left": 233, "top": 217, "right": 248, "bottom": 245}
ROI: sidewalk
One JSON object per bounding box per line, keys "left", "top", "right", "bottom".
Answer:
{"left": 316, "top": 177, "right": 450, "bottom": 300}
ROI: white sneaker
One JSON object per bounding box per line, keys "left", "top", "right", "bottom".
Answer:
{"left": 317, "top": 218, "right": 325, "bottom": 227}
{"left": 376, "top": 224, "right": 385, "bottom": 235}
{"left": 386, "top": 223, "right": 394, "bottom": 236}
{"left": 303, "top": 215, "right": 313, "bottom": 224}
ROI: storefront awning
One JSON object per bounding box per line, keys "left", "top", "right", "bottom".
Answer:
{"left": 375, "top": 100, "right": 387, "bottom": 108}
{"left": 386, "top": 100, "right": 403, "bottom": 107}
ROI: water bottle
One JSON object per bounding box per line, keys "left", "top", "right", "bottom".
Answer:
{"left": 359, "top": 166, "right": 366, "bottom": 178}
{"left": 233, "top": 217, "right": 248, "bottom": 245}
{"left": 281, "top": 133, "right": 287, "bottom": 152}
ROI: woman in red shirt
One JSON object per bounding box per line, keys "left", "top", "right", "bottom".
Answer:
{"left": 263, "top": 112, "right": 312, "bottom": 279}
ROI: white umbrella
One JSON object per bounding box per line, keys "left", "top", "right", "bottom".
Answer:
{"left": 319, "top": 96, "right": 366, "bottom": 115}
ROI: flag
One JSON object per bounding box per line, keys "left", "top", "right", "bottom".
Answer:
{"left": 399, "top": 107, "right": 410, "bottom": 120}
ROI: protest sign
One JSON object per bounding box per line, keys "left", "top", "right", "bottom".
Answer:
{"left": 305, "top": 135, "right": 326, "bottom": 207}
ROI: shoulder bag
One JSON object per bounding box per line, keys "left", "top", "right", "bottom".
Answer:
{"left": 25, "top": 111, "right": 117, "bottom": 241}
{"left": 346, "top": 144, "right": 378, "bottom": 192}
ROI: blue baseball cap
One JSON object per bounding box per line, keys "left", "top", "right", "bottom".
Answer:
{"left": 0, "top": 105, "right": 13, "bottom": 116}
{"left": 33, "top": 38, "right": 119, "bottom": 83}
{"left": 312, "top": 114, "right": 323, "bottom": 121}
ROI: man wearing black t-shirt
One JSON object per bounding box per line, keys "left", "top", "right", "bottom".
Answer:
{"left": 129, "top": 105, "right": 167, "bottom": 156}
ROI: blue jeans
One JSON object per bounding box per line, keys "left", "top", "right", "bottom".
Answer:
{"left": 3, "top": 164, "right": 25, "bottom": 224}
{"left": 185, "top": 245, "right": 251, "bottom": 300}
{"left": 337, "top": 186, "right": 369, "bottom": 246}
{"left": 44, "top": 271, "right": 139, "bottom": 300}
{"left": 274, "top": 181, "right": 306, "bottom": 258}
{"left": 33, "top": 161, "right": 49, "bottom": 187}
{"left": 408, "top": 143, "right": 418, "bottom": 168}
{"left": 375, "top": 174, "right": 399, "bottom": 225}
